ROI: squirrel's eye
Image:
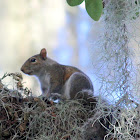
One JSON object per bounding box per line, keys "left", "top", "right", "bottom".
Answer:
{"left": 30, "top": 58, "right": 36, "bottom": 62}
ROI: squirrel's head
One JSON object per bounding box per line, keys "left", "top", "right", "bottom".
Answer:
{"left": 21, "top": 48, "right": 47, "bottom": 76}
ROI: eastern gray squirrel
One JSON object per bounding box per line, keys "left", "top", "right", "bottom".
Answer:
{"left": 21, "top": 49, "right": 109, "bottom": 138}
{"left": 21, "top": 48, "right": 94, "bottom": 103}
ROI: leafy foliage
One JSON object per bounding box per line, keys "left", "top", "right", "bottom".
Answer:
{"left": 66, "top": 0, "right": 84, "bottom": 6}
{"left": 85, "top": 0, "right": 103, "bottom": 21}
{"left": 66, "top": 0, "right": 103, "bottom": 21}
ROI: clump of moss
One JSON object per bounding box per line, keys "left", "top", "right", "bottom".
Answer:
{"left": 0, "top": 73, "right": 104, "bottom": 140}
{"left": 1, "top": 73, "right": 139, "bottom": 140}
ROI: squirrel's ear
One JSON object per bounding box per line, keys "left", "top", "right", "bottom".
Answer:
{"left": 40, "top": 48, "right": 47, "bottom": 60}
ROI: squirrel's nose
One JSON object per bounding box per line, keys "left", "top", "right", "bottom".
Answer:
{"left": 20, "top": 67, "right": 24, "bottom": 73}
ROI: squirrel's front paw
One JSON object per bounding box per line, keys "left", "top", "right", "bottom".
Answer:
{"left": 49, "top": 93, "right": 62, "bottom": 102}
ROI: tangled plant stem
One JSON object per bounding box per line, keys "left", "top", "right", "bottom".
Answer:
{"left": 91, "top": 0, "right": 140, "bottom": 139}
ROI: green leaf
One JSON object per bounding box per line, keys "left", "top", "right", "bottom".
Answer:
{"left": 85, "top": 0, "right": 103, "bottom": 21}
{"left": 66, "top": 0, "right": 84, "bottom": 6}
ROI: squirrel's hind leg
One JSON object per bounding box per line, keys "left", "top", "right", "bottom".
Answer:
{"left": 63, "top": 72, "right": 94, "bottom": 100}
